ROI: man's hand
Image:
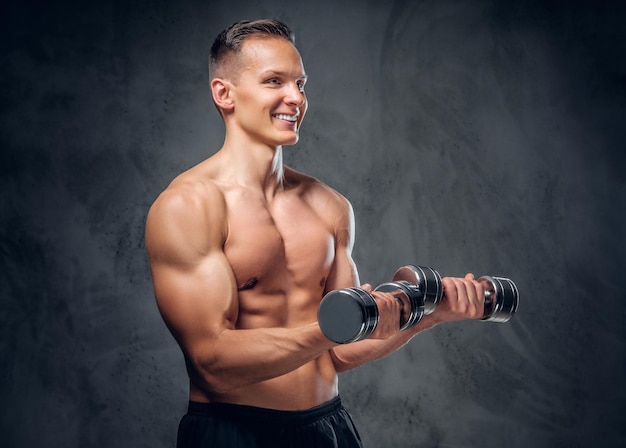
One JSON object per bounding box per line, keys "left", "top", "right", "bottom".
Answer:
{"left": 360, "top": 283, "right": 404, "bottom": 339}
{"left": 431, "top": 273, "right": 485, "bottom": 323}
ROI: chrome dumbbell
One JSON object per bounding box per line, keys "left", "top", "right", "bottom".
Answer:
{"left": 318, "top": 265, "right": 519, "bottom": 344}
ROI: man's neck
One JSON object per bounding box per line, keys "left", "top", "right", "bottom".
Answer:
{"left": 217, "top": 137, "right": 286, "bottom": 198}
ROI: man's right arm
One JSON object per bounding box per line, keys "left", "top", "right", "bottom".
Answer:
{"left": 145, "top": 182, "right": 335, "bottom": 395}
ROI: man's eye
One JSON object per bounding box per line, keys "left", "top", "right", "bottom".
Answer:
{"left": 267, "top": 79, "right": 280, "bottom": 85}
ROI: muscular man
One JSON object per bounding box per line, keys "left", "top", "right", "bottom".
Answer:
{"left": 145, "top": 19, "right": 485, "bottom": 448}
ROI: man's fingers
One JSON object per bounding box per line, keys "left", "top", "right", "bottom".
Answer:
{"left": 462, "top": 278, "right": 480, "bottom": 317}
{"left": 440, "top": 276, "right": 485, "bottom": 320}
{"left": 369, "top": 290, "right": 402, "bottom": 339}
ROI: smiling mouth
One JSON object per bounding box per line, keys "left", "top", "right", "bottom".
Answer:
{"left": 272, "top": 113, "right": 298, "bottom": 122}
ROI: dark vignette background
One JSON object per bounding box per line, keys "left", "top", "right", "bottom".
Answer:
{"left": 1, "top": 0, "right": 625, "bottom": 447}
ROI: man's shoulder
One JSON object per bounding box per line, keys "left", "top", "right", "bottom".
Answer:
{"left": 156, "top": 156, "right": 227, "bottom": 204}
{"left": 155, "top": 174, "right": 225, "bottom": 213}
{"left": 284, "top": 167, "right": 353, "bottom": 214}
{"left": 147, "top": 164, "right": 228, "bottom": 238}
{"left": 146, "top": 172, "right": 228, "bottom": 257}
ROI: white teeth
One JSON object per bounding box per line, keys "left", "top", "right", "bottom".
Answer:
{"left": 273, "top": 114, "right": 297, "bottom": 122}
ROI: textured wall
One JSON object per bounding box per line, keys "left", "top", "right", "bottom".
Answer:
{"left": 1, "top": 0, "right": 625, "bottom": 447}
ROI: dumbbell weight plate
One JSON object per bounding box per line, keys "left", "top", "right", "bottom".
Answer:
{"left": 477, "top": 275, "right": 519, "bottom": 322}
{"left": 392, "top": 265, "right": 443, "bottom": 315}
{"left": 318, "top": 288, "right": 379, "bottom": 344}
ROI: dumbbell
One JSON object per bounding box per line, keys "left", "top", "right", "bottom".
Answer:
{"left": 317, "top": 265, "right": 519, "bottom": 344}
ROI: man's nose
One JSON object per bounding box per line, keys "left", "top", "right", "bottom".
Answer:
{"left": 285, "top": 84, "right": 305, "bottom": 106}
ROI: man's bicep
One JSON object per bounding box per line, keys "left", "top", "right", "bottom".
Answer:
{"left": 150, "top": 252, "right": 239, "bottom": 353}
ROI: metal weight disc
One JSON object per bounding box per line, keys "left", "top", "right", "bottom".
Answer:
{"left": 392, "top": 265, "right": 443, "bottom": 314}
{"left": 478, "top": 276, "right": 519, "bottom": 323}
{"left": 318, "top": 288, "right": 379, "bottom": 344}
{"left": 348, "top": 288, "right": 380, "bottom": 340}
{"left": 374, "top": 281, "right": 424, "bottom": 330}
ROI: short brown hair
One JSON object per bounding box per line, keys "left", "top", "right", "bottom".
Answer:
{"left": 209, "top": 19, "right": 296, "bottom": 80}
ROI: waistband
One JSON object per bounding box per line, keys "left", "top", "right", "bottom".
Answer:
{"left": 186, "top": 395, "right": 344, "bottom": 426}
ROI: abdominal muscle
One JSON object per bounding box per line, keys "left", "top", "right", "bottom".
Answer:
{"left": 187, "top": 289, "right": 340, "bottom": 411}
{"left": 189, "top": 354, "right": 339, "bottom": 410}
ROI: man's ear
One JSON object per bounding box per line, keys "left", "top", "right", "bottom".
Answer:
{"left": 211, "top": 78, "right": 234, "bottom": 112}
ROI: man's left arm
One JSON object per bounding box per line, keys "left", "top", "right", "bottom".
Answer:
{"left": 328, "top": 277, "right": 484, "bottom": 372}
{"left": 321, "top": 193, "right": 485, "bottom": 372}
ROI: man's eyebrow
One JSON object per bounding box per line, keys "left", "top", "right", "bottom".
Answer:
{"left": 261, "top": 69, "right": 308, "bottom": 80}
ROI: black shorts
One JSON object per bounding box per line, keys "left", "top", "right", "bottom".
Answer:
{"left": 177, "top": 396, "right": 363, "bottom": 448}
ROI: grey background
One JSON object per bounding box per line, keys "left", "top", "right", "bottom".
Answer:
{"left": 1, "top": 0, "right": 625, "bottom": 447}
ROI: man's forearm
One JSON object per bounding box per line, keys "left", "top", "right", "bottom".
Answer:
{"left": 329, "top": 315, "right": 440, "bottom": 373}
{"left": 190, "top": 323, "right": 336, "bottom": 393}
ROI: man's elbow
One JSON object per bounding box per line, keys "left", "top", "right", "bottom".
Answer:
{"left": 188, "top": 355, "right": 238, "bottom": 395}
{"left": 329, "top": 349, "right": 356, "bottom": 373}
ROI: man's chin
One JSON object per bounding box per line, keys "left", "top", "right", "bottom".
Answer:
{"left": 280, "top": 132, "right": 300, "bottom": 147}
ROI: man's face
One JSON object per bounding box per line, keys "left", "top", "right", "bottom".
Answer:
{"left": 228, "top": 36, "right": 308, "bottom": 147}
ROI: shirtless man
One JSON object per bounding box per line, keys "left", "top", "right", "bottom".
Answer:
{"left": 145, "top": 19, "right": 485, "bottom": 448}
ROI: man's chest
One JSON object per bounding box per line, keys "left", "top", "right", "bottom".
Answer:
{"left": 223, "top": 193, "right": 336, "bottom": 293}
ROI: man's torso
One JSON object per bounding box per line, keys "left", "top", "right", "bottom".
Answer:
{"left": 181, "top": 164, "right": 343, "bottom": 409}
